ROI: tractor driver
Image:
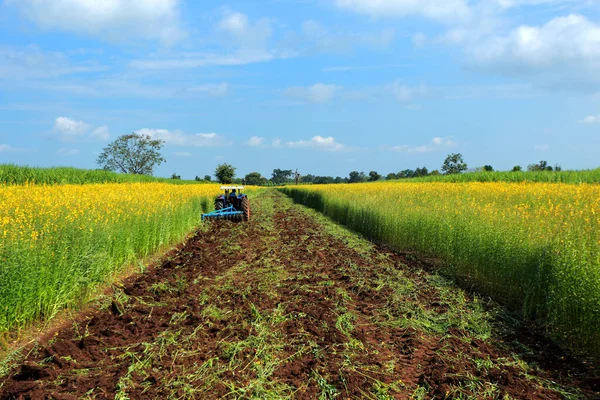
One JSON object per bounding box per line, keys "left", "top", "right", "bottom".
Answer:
{"left": 229, "top": 189, "right": 237, "bottom": 204}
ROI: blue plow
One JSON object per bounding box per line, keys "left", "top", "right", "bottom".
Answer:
{"left": 201, "top": 205, "right": 243, "bottom": 222}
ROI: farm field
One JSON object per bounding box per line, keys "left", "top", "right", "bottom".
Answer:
{"left": 0, "top": 182, "right": 222, "bottom": 336}
{"left": 1, "top": 191, "right": 599, "bottom": 399}
{"left": 281, "top": 182, "right": 600, "bottom": 358}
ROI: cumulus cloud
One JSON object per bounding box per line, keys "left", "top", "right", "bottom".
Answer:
{"left": 334, "top": 0, "right": 471, "bottom": 23}
{"left": 130, "top": 12, "right": 277, "bottom": 70}
{"left": 217, "top": 12, "right": 272, "bottom": 50}
{"left": 381, "top": 136, "right": 457, "bottom": 153}
{"left": 51, "top": 117, "right": 109, "bottom": 142}
{"left": 136, "top": 128, "right": 231, "bottom": 147}
{"left": 580, "top": 115, "right": 600, "bottom": 124}
{"left": 7, "top": 0, "right": 185, "bottom": 44}
{"left": 284, "top": 83, "right": 340, "bottom": 103}
{"left": 246, "top": 136, "right": 265, "bottom": 147}
{"left": 468, "top": 15, "right": 600, "bottom": 71}
{"left": 286, "top": 136, "right": 348, "bottom": 151}
{"left": 52, "top": 116, "right": 90, "bottom": 141}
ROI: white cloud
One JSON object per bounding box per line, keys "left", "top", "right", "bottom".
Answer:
{"left": 334, "top": 0, "right": 471, "bottom": 22}
{"left": 272, "top": 138, "right": 282, "bottom": 147}
{"left": 284, "top": 83, "right": 340, "bottom": 103}
{"left": 7, "top": 0, "right": 185, "bottom": 44}
{"left": 51, "top": 117, "right": 109, "bottom": 142}
{"left": 580, "top": 115, "right": 600, "bottom": 124}
{"left": 535, "top": 144, "right": 550, "bottom": 151}
{"left": 468, "top": 15, "right": 600, "bottom": 71}
{"left": 53, "top": 116, "right": 91, "bottom": 142}
{"left": 246, "top": 136, "right": 265, "bottom": 147}
{"left": 174, "top": 152, "right": 192, "bottom": 158}
{"left": 57, "top": 148, "right": 81, "bottom": 156}
{"left": 188, "top": 83, "right": 230, "bottom": 97}
{"left": 136, "top": 128, "right": 231, "bottom": 147}
{"left": 0, "top": 45, "right": 106, "bottom": 80}
{"left": 0, "top": 144, "right": 16, "bottom": 153}
{"left": 91, "top": 126, "right": 110, "bottom": 141}
{"left": 217, "top": 12, "right": 272, "bottom": 50}
{"left": 381, "top": 136, "right": 457, "bottom": 153}
{"left": 286, "top": 136, "right": 348, "bottom": 151}
{"left": 130, "top": 51, "right": 275, "bottom": 70}
{"left": 387, "top": 81, "right": 428, "bottom": 102}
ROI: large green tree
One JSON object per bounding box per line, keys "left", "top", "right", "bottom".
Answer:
{"left": 348, "top": 171, "right": 367, "bottom": 183}
{"left": 441, "top": 153, "right": 468, "bottom": 175}
{"left": 245, "top": 172, "right": 266, "bottom": 185}
{"left": 215, "top": 163, "right": 236, "bottom": 184}
{"left": 96, "top": 133, "right": 165, "bottom": 175}
{"left": 271, "top": 169, "right": 293, "bottom": 185}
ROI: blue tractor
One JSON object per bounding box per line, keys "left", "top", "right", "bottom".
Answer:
{"left": 201, "top": 186, "right": 250, "bottom": 222}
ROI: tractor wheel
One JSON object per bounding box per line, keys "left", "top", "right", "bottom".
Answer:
{"left": 242, "top": 196, "right": 250, "bottom": 221}
{"left": 214, "top": 198, "right": 224, "bottom": 210}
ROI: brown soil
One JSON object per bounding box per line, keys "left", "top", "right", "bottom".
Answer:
{"left": 1, "top": 191, "right": 598, "bottom": 399}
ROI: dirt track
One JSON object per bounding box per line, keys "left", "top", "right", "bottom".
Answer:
{"left": 1, "top": 191, "right": 598, "bottom": 399}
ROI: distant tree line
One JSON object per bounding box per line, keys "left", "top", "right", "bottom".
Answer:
{"left": 95, "top": 135, "right": 565, "bottom": 183}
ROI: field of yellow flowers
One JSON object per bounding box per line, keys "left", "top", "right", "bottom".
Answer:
{"left": 0, "top": 183, "right": 221, "bottom": 335}
{"left": 282, "top": 182, "right": 600, "bottom": 356}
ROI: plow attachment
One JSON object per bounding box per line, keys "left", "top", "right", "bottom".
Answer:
{"left": 201, "top": 205, "right": 244, "bottom": 222}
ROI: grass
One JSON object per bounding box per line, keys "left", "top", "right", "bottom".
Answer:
{"left": 0, "top": 164, "right": 206, "bottom": 185}
{"left": 281, "top": 182, "right": 600, "bottom": 358}
{"left": 403, "top": 168, "right": 600, "bottom": 184}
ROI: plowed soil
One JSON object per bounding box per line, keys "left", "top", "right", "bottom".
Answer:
{"left": 1, "top": 191, "right": 598, "bottom": 399}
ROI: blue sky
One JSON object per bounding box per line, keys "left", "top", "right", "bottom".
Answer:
{"left": 0, "top": 0, "right": 599, "bottom": 179}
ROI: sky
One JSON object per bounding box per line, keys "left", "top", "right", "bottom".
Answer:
{"left": 0, "top": 0, "right": 599, "bottom": 180}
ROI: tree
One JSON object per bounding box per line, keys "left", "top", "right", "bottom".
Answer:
{"left": 245, "top": 172, "right": 266, "bottom": 185}
{"left": 215, "top": 163, "right": 236, "bottom": 184}
{"left": 399, "top": 169, "right": 415, "bottom": 179}
{"left": 429, "top": 169, "right": 441, "bottom": 176}
{"left": 386, "top": 173, "right": 398, "bottom": 180}
{"left": 414, "top": 167, "right": 429, "bottom": 177}
{"left": 348, "top": 171, "right": 367, "bottom": 183}
{"left": 512, "top": 165, "right": 522, "bottom": 172}
{"left": 96, "top": 133, "right": 165, "bottom": 175}
{"left": 527, "top": 160, "right": 553, "bottom": 172}
{"left": 483, "top": 165, "right": 494, "bottom": 172}
{"left": 303, "top": 174, "right": 315, "bottom": 184}
{"left": 171, "top": 173, "right": 181, "bottom": 180}
{"left": 368, "top": 171, "right": 381, "bottom": 182}
{"left": 271, "top": 169, "right": 293, "bottom": 185}
{"left": 204, "top": 175, "right": 211, "bottom": 181}
{"left": 442, "top": 153, "right": 468, "bottom": 175}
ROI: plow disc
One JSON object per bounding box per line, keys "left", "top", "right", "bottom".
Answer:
{"left": 201, "top": 205, "right": 244, "bottom": 222}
